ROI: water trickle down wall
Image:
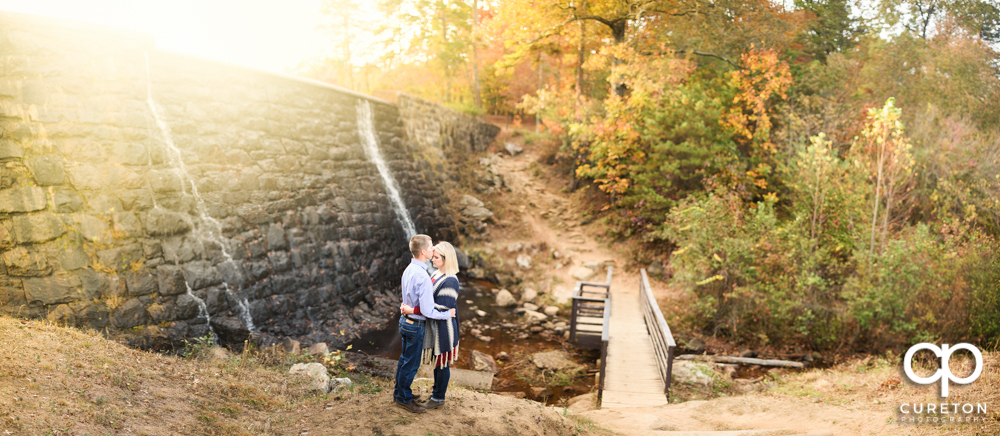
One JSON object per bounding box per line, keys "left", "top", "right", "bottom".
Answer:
{"left": 0, "top": 12, "right": 498, "bottom": 349}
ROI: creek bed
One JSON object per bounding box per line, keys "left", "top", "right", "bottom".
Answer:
{"left": 348, "top": 279, "right": 597, "bottom": 405}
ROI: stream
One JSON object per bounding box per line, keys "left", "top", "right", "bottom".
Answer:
{"left": 348, "top": 278, "right": 597, "bottom": 406}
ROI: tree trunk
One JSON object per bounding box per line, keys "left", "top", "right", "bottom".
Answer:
{"left": 576, "top": 0, "right": 587, "bottom": 99}
{"left": 610, "top": 20, "right": 627, "bottom": 98}
{"left": 472, "top": 0, "right": 483, "bottom": 110}
{"left": 537, "top": 52, "right": 544, "bottom": 133}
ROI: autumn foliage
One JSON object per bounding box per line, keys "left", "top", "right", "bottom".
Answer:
{"left": 303, "top": 0, "right": 1000, "bottom": 351}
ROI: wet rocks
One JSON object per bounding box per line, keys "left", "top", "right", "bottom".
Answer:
{"left": 210, "top": 316, "right": 250, "bottom": 347}
{"left": 530, "top": 350, "right": 582, "bottom": 372}
{"left": 522, "top": 309, "right": 547, "bottom": 323}
{"left": 472, "top": 350, "right": 498, "bottom": 374}
{"left": 495, "top": 289, "right": 516, "bottom": 307}
{"left": 144, "top": 208, "right": 192, "bottom": 237}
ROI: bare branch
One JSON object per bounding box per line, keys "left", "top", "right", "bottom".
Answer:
{"left": 638, "top": 49, "right": 741, "bottom": 69}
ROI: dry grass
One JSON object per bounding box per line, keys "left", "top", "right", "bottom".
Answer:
{"left": 0, "top": 316, "right": 612, "bottom": 435}
{"left": 0, "top": 316, "right": 313, "bottom": 435}
{"left": 762, "top": 352, "right": 1000, "bottom": 435}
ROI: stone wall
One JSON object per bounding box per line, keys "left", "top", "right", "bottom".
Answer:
{"left": 378, "top": 91, "right": 501, "bottom": 157}
{"left": 0, "top": 12, "right": 493, "bottom": 350}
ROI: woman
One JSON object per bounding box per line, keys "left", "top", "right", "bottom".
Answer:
{"left": 400, "top": 241, "right": 460, "bottom": 410}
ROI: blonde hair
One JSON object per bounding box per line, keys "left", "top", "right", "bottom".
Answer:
{"left": 409, "top": 234, "right": 432, "bottom": 257}
{"left": 433, "top": 241, "right": 460, "bottom": 276}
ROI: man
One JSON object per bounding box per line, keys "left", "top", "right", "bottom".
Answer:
{"left": 393, "top": 234, "right": 454, "bottom": 413}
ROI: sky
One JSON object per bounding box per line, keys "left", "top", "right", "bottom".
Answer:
{"left": 0, "top": 0, "right": 334, "bottom": 73}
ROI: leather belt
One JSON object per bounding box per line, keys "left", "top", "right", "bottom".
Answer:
{"left": 404, "top": 315, "right": 425, "bottom": 324}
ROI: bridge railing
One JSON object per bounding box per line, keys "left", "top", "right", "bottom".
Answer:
{"left": 569, "top": 266, "right": 612, "bottom": 402}
{"left": 597, "top": 296, "right": 610, "bottom": 405}
{"left": 639, "top": 269, "right": 676, "bottom": 397}
{"left": 569, "top": 266, "right": 612, "bottom": 349}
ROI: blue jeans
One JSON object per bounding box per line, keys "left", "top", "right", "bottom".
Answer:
{"left": 393, "top": 316, "right": 425, "bottom": 404}
{"left": 431, "top": 365, "right": 450, "bottom": 402}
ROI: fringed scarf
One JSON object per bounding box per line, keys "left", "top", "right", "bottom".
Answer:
{"left": 421, "top": 273, "right": 460, "bottom": 368}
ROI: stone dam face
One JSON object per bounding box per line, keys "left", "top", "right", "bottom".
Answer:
{"left": 0, "top": 12, "right": 499, "bottom": 349}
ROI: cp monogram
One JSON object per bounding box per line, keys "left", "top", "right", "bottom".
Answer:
{"left": 903, "top": 343, "right": 983, "bottom": 397}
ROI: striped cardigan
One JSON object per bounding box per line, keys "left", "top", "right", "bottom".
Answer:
{"left": 421, "top": 273, "right": 460, "bottom": 367}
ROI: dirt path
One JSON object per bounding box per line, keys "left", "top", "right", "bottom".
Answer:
{"left": 488, "top": 144, "right": 636, "bottom": 300}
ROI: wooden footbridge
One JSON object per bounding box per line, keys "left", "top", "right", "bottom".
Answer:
{"left": 569, "top": 267, "right": 676, "bottom": 408}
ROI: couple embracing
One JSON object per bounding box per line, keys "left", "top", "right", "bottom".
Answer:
{"left": 393, "top": 234, "right": 461, "bottom": 413}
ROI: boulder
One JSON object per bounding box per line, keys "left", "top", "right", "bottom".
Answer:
{"left": 471, "top": 350, "right": 498, "bottom": 374}
{"left": 686, "top": 338, "right": 706, "bottom": 353}
{"left": 282, "top": 337, "right": 301, "bottom": 354}
{"left": 516, "top": 254, "right": 532, "bottom": 269}
{"left": 288, "top": 362, "right": 330, "bottom": 392}
{"left": 543, "top": 306, "right": 559, "bottom": 317}
{"left": 504, "top": 142, "right": 524, "bottom": 156}
{"left": 672, "top": 361, "right": 714, "bottom": 387}
{"left": 522, "top": 309, "right": 547, "bottom": 323}
{"left": 523, "top": 302, "right": 539, "bottom": 311}
{"left": 530, "top": 350, "right": 582, "bottom": 372}
{"left": 520, "top": 288, "right": 538, "bottom": 303}
{"left": 566, "top": 393, "right": 597, "bottom": 413}
{"left": 308, "top": 342, "right": 330, "bottom": 356}
{"left": 329, "top": 377, "right": 352, "bottom": 392}
{"left": 551, "top": 286, "right": 573, "bottom": 305}
{"left": 457, "top": 195, "right": 484, "bottom": 209}
{"left": 529, "top": 387, "right": 552, "bottom": 400}
{"left": 210, "top": 316, "right": 250, "bottom": 347}
{"left": 495, "top": 289, "right": 516, "bottom": 307}
{"left": 454, "top": 247, "right": 471, "bottom": 269}
{"left": 571, "top": 266, "right": 595, "bottom": 281}
{"left": 462, "top": 206, "right": 494, "bottom": 222}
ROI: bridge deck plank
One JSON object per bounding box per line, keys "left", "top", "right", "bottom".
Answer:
{"left": 599, "top": 274, "right": 668, "bottom": 409}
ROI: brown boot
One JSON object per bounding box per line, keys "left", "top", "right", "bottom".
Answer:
{"left": 394, "top": 400, "right": 426, "bottom": 414}
{"left": 420, "top": 399, "right": 445, "bottom": 410}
